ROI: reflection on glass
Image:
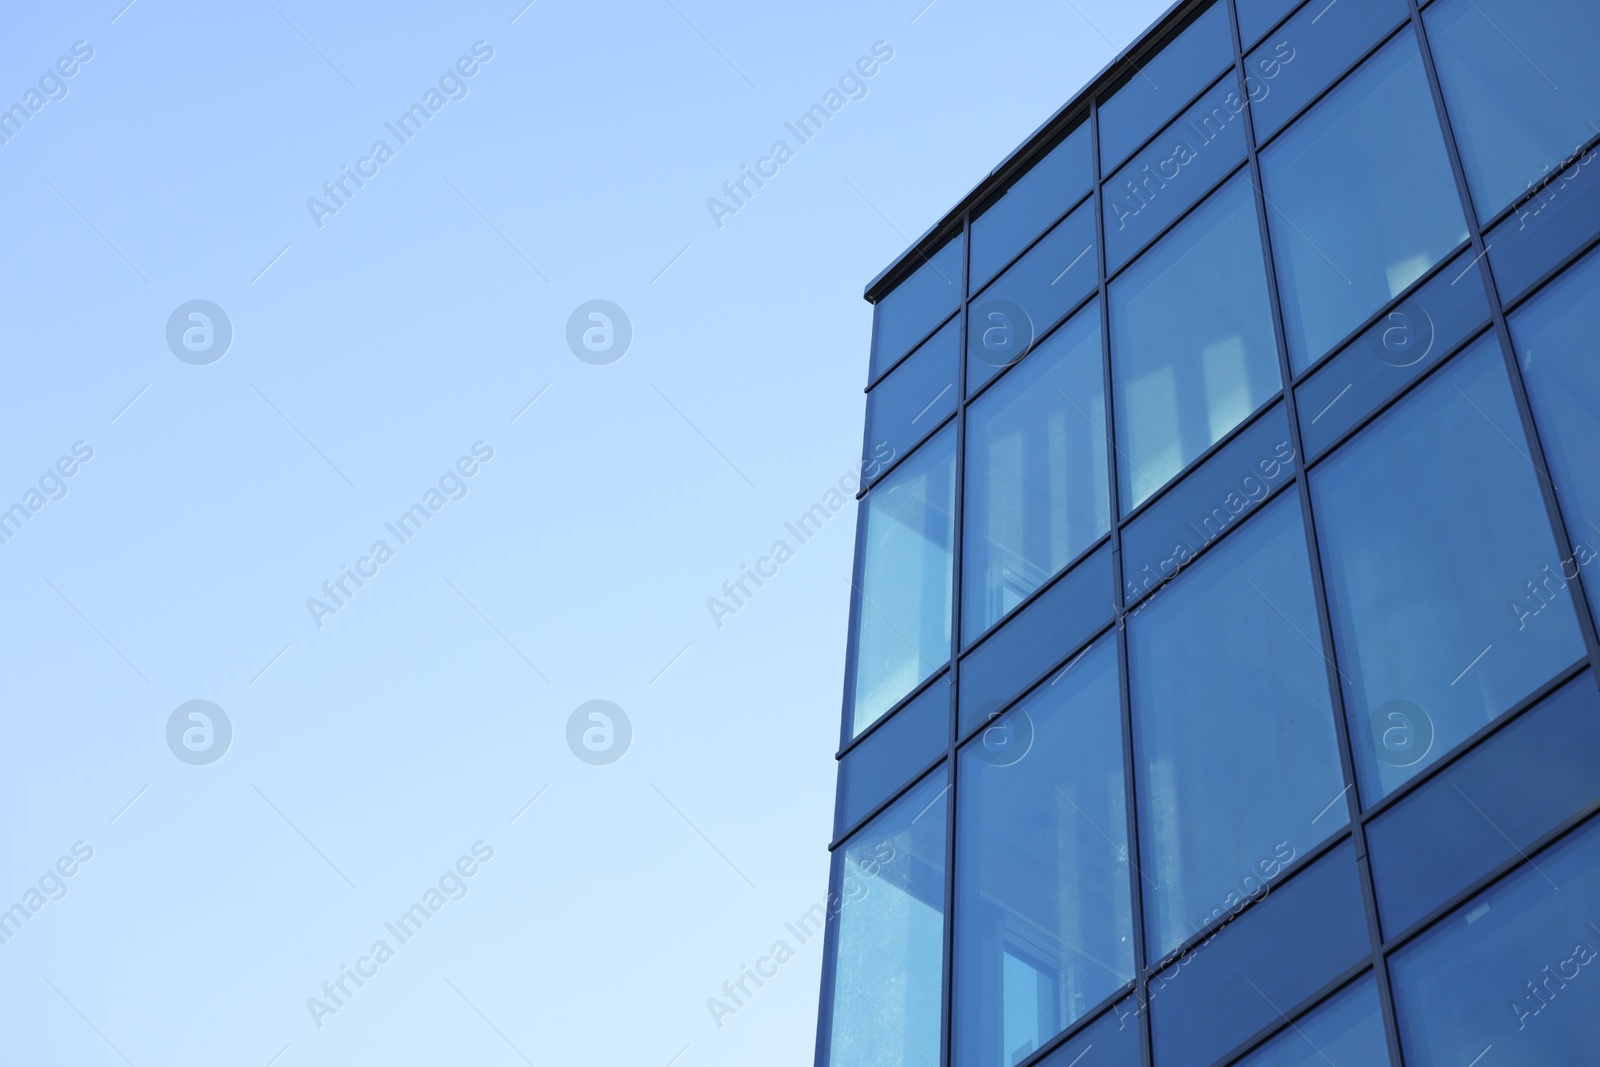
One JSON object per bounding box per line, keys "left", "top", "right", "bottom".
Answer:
{"left": 1110, "top": 173, "right": 1281, "bottom": 513}
{"left": 850, "top": 425, "right": 956, "bottom": 735}
{"left": 964, "top": 305, "right": 1108, "bottom": 639}
{"left": 1260, "top": 34, "right": 1468, "bottom": 372}
{"left": 1427, "top": 0, "right": 1600, "bottom": 221}
{"left": 1235, "top": 978, "right": 1390, "bottom": 1066}
{"left": 1128, "top": 491, "right": 1346, "bottom": 958}
{"left": 1312, "top": 336, "right": 1586, "bottom": 798}
{"left": 826, "top": 770, "right": 950, "bottom": 1067}
{"left": 954, "top": 637, "right": 1133, "bottom": 1067}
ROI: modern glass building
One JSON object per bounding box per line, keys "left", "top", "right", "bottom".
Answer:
{"left": 815, "top": 0, "right": 1600, "bottom": 1064}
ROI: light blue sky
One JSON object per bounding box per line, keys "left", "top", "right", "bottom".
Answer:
{"left": 0, "top": 1, "right": 1167, "bottom": 1063}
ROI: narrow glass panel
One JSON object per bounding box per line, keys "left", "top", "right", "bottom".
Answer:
{"left": 1148, "top": 843, "right": 1369, "bottom": 1067}
{"left": 1486, "top": 141, "right": 1600, "bottom": 304}
{"left": 1110, "top": 173, "right": 1282, "bottom": 513}
{"left": 1037, "top": 1001, "right": 1140, "bottom": 1066}
{"left": 1260, "top": 34, "right": 1469, "bottom": 372}
{"left": 864, "top": 316, "right": 960, "bottom": 488}
{"left": 836, "top": 672, "right": 950, "bottom": 840}
{"left": 1367, "top": 671, "right": 1600, "bottom": 936}
{"left": 954, "top": 637, "right": 1134, "bottom": 1067}
{"left": 1236, "top": 0, "right": 1299, "bottom": 49}
{"left": 1103, "top": 73, "right": 1250, "bottom": 273}
{"left": 958, "top": 542, "right": 1114, "bottom": 738}
{"left": 1235, "top": 978, "right": 1391, "bottom": 1067}
{"left": 1295, "top": 247, "right": 1491, "bottom": 460}
{"left": 1245, "top": 0, "right": 1409, "bottom": 142}
{"left": 968, "top": 200, "right": 1097, "bottom": 395}
{"left": 972, "top": 124, "right": 1093, "bottom": 290}
{"left": 964, "top": 304, "right": 1108, "bottom": 639}
{"left": 850, "top": 424, "right": 956, "bottom": 736}
{"left": 1311, "top": 335, "right": 1587, "bottom": 798}
{"left": 1099, "top": 1, "right": 1233, "bottom": 173}
{"left": 1129, "top": 491, "right": 1347, "bottom": 958}
{"left": 825, "top": 770, "right": 949, "bottom": 1067}
{"left": 1510, "top": 246, "right": 1600, "bottom": 633}
{"left": 1426, "top": 0, "right": 1600, "bottom": 221}
{"left": 1389, "top": 816, "right": 1600, "bottom": 1064}
{"left": 873, "top": 234, "right": 964, "bottom": 381}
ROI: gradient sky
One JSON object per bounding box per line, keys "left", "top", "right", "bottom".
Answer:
{"left": 0, "top": 1, "right": 1168, "bottom": 1064}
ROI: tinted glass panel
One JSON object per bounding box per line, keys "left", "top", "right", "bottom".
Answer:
{"left": 1486, "top": 141, "right": 1600, "bottom": 304}
{"left": 972, "top": 124, "right": 1093, "bottom": 290}
{"left": 1426, "top": 0, "right": 1600, "bottom": 221}
{"left": 969, "top": 200, "right": 1097, "bottom": 395}
{"left": 1148, "top": 843, "right": 1369, "bottom": 1067}
{"left": 1296, "top": 247, "right": 1492, "bottom": 459}
{"left": 1121, "top": 401, "right": 1296, "bottom": 608}
{"left": 1237, "top": 0, "right": 1299, "bottom": 49}
{"left": 873, "top": 235, "right": 964, "bottom": 381}
{"left": 1246, "top": 0, "right": 1409, "bottom": 141}
{"left": 1099, "top": 2, "right": 1233, "bottom": 173}
{"left": 1261, "top": 34, "right": 1469, "bottom": 372}
{"left": 850, "top": 425, "right": 957, "bottom": 736}
{"left": 1103, "top": 73, "right": 1250, "bottom": 273}
{"left": 1510, "top": 246, "right": 1600, "bottom": 632}
{"left": 1037, "top": 1001, "right": 1140, "bottom": 1066}
{"left": 959, "top": 542, "right": 1113, "bottom": 738}
{"left": 964, "top": 304, "right": 1109, "bottom": 639}
{"left": 1129, "top": 491, "right": 1347, "bottom": 957}
{"left": 825, "top": 771, "right": 949, "bottom": 1067}
{"left": 954, "top": 637, "right": 1133, "bottom": 1067}
{"left": 864, "top": 317, "right": 959, "bottom": 488}
{"left": 1110, "top": 174, "right": 1282, "bottom": 513}
{"left": 836, "top": 672, "right": 950, "bottom": 840}
{"left": 1235, "top": 977, "right": 1390, "bottom": 1067}
{"left": 1312, "top": 335, "right": 1587, "bottom": 798}
{"left": 1389, "top": 816, "right": 1600, "bottom": 1064}
{"left": 1367, "top": 671, "right": 1600, "bottom": 936}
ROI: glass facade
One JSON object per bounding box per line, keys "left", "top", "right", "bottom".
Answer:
{"left": 826, "top": 1, "right": 1600, "bottom": 1064}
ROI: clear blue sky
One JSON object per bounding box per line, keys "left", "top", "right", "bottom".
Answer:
{"left": 0, "top": 1, "right": 1168, "bottom": 1063}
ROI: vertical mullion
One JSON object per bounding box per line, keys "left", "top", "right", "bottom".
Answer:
{"left": 1227, "top": 0, "right": 1408, "bottom": 1063}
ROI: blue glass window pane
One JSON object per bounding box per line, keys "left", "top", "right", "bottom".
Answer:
{"left": 968, "top": 200, "right": 1097, "bottom": 395}
{"left": 1237, "top": 0, "right": 1298, "bottom": 49}
{"left": 1486, "top": 141, "right": 1600, "bottom": 304}
{"left": 1036, "top": 1001, "right": 1140, "bottom": 1066}
{"left": 971, "top": 124, "right": 1093, "bottom": 291}
{"left": 1103, "top": 74, "right": 1250, "bottom": 273}
{"left": 825, "top": 770, "right": 949, "bottom": 1067}
{"left": 1235, "top": 977, "right": 1390, "bottom": 1067}
{"left": 959, "top": 542, "right": 1114, "bottom": 738}
{"left": 1120, "top": 401, "right": 1296, "bottom": 609}
{"left": 1110, "top": 173, "right": 1282, "bottom": 513}
{"left": 1426, "top": 0, "right": 1600, "bottom": 221}
{"left": 1311, "top": 335, "right": 1587, "bottom": 799}
{"left": 1296, "top": 247, "right": 1492, "bottom": 459}
{"left": 1099, "top": 2, "right": 1233, "bottom": 174}
{"left": 836, "top": 672, "right": 950, "bottom": 840}
{"left": 864, "top": 317, "right": 960, "bottom": 489}
{"left": 850, "top": 424, "right": 957, "bottom": 736}
{"left": 1260, "top": 34, "right": 1470, "bottom": 372}
{"left": 954, "top": 637, "right": 1134, "bottom": 1067}
{"left": 1129, "top": 491, "right": 1348, "bottom": 958}
{"left": 1148, "top": 843, "right": 1369, "bottom": 1067}
{"left": 872, "top": 235, "right": 964, "bottom": 381}
{"left": 964, "top": 304, "right": 1108, "bottom": 639}
{"left": 1367, "top": 671, "right": 1600, "bottom": 936}
{"left": 1389, "top": 816, "right": 1600, "bottom": 1064}
{"left": 1510, "top": 246, "right": 1600, "bottom": 634}
{"left": 1245, "top": 0, "right": 1409, "bottom": 142}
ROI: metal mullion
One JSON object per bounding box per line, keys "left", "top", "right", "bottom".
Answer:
{"left": 1009, "top": 980, "right": 1138, "bottom": 1067}
{"left": 960, "top": 288, "right": 1101, "bottom": 411}
{"left": 1472, "top": 127, "right": 1600, "bottom": 237}
{"left": 958, "top": 530, "right": 1112, "bottom": 656}
{"left": 810, "top": 808, "right": 849, "bottom": 1067}
{"left": 866, "top": 305, "right": 959, "bottom": 394}
{"left": 1249, "top": 17, "right": 1416, "bottom": 156}
{"left": 835, "top": 665, "right": 949, "bottom": 761}
{"left": 969, "top": 187, "right": 1097, "bottom": 304}
{"left": 1104, "top": 157, "right": 1253, "bottom": 288}
{"left": 1227, "top": 0, "right": 1406, "bottom": 1059}
{"left": 1101, "top": 54, "right": 1241, "bottom": 182}
{"left": 1496, "top": 224, "right": 1600, "bottom": 318}
{"left": 853, "top": 407, "right": 960, "bottom": 501}
{"left": 828, "top": 750, "right": 951, "bottom": 852}
{"left": 1213, "top": 964, "right": 1376, "bottom": 1066}
{"left": 954, "top": 618, "right": 1120, "bottom": 753}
